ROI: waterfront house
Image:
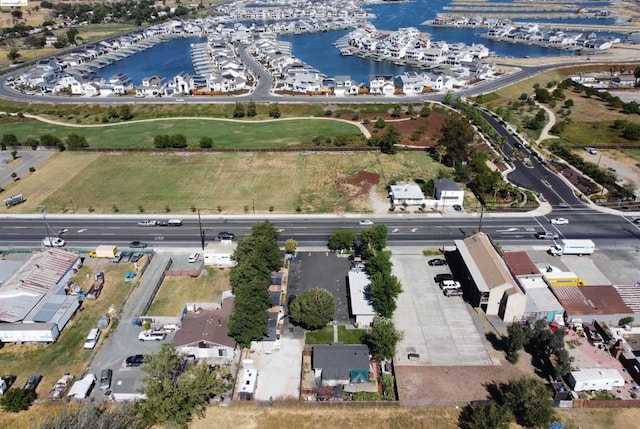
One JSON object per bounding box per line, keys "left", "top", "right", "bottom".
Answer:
{"left": 369, "top": 75, "right": 395, "bottom": 95}
{"left": 395, "top": 72, "right": 426, "bottom": 95}
{"left": 107, "top": 73, "right": 133, "bottom": 94}
{"left": 332, "top": 75, "right": 358, "bottom": 96}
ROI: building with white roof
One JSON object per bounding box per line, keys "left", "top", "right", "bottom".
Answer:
{"left": 347, "top": 270, "right": 375, "bottom": 328}
{"left": 389, "top": 182, "right": 425, "bottom": 206}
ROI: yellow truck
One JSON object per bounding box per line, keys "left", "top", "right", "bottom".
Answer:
{"left": 89, "top": 245, "right": 119, "bottom": 258}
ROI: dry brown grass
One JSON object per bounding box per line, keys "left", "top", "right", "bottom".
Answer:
{"left": 147, "top": 268, "right": 230, "bottom": 316}
{"left": 3, "top": 152, "right": 439, "bottom": 214}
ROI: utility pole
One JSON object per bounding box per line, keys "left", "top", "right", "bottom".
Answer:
{"left": 197, "top": 209, "right": 205, "bottom": 251}
{"left": 478, "top": 204, "right": 485, "bottom": 233}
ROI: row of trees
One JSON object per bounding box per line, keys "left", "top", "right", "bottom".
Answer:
{"left": 1, "top": 132, "right": 87, "bottom": 150}
{"left": 227, "top": 221, "right": 281, "bottom": 348}
{"left": 460, "top": 378, "right": 556, "bottom": 429}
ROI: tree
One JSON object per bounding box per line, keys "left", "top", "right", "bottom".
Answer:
{"left": 199, "top": 136, "right": 213, "bottom": 148}
{"left": 366, "top": 250, "right": 392, "bottom": 277}
{"left": 169, "top": 134, "right": 187, "bottom": 148}
{"left": 233, "top": 102, "right": 245, "bottom": 118}
{"left": 369, "top": 271, "right": 402, "bottom": 318}
{"left": 379, "top": 126, "right": 400, "bottom": 154}
{"left": 289, "top": 288, "right": 335, "bottom": 330}
{"left": 506, "top": 322, "right": 526, "bottom": 363}
{"left": 374, "top": 118, "right": 386, "bottom": 129}
{"left": 284, "top": 238, "right": 297, "bottom": 254}
{"left": 1, "top": 133, "right": 19, "bottom": 148}
{"left": 0, "top": 388, "right": 35, "bottom": 412}
{"left": 40, "top": 134, "right": 61, "bottom": 147}
{"left": 361, "top": 224, "right": 388, "bottom": 253}
{"left": 502, "top": 378, "right": 555, "bottom": 429}
{"left": 66, "top": 133, "right": 89, "bottom": 148}
{"left": 118, "top": 105, "right": 133, "bottom": 120}
{"left": 7, "top": 49, "right": 21, "bottom": 64}
{"left": 247, "top": 100, "right": 257, "bottom": 117}
{"left": 459, "top": 403, "right": 514, "bottom": 429}
{"left": 443, "top": 91, "right": 452, "bottom": 105}
{"left": 439, "top": 114, "right": 474, "bottom": 167}
{"left": 268, "top": 103, "right": 281, "bottom": 118}
{"left": 391, "top": 104, "right": 402, "bottom": 118}
{"left": 66, "top": 27, "right": 79, "bottom": 45}
{"left": 364, "top": 316, "right": 403, "bottom": 360}
{"left": 327, "top": 229, "right": 355, "bottom": 251}
{"left": 138, "top": 344, "right": 233, "bottom": 428}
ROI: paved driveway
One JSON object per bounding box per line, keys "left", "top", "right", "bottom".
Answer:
{"left": 287, "top": 251, "right": 351, "bottom": 323}
{"left": 391, "top": 250, "right": 493, "bottom": 366}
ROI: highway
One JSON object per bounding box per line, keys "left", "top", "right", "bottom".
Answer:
{"left": 1, "top": 214, "right": 639, "bottom": 250}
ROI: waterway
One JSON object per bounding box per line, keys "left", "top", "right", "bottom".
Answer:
{"left": 94, "top": 0, "right": 622, "bottom": 85}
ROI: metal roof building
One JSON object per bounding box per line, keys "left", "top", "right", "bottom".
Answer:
{"left": 551, "top": 285, "right": 634, "bottom": 326}
{"left": 347, "top": 270, "right": 376, "bottom": 328}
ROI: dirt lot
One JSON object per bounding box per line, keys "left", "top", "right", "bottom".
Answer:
{"left": 360, "top": 110, "right": 448, "bottom": 148}
{"left": 573, "top": 148, "right": 640, "bottom": 188}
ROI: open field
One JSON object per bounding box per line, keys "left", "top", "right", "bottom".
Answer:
{"left": 0, "top": 257, "right": 139, "bottom": 402}
{"left": 147, "top": 268, "right": 230, "bottom": 316}
{"left": 2, "top": 151, "right": 439, "bottom": 214}
{"left": 0, "top": 117, "right": 363, "bottom": 149}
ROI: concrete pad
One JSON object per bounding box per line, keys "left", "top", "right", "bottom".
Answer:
{"left": 391, "top": 251, "right": 493, "bottom": 366}
{"left": 560, "top": 255, "right": 611, "bottom": 285}
{"left": 250, "top": 335, "right": 304, "bottom": 401}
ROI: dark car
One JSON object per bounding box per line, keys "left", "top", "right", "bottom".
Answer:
{"left": 434, "top": 273, "right": 454, "bottom": 283}
{"left": 452, "top": 204, "right": 462, "bottom": 212}
{"left": 129, "top": 241, "right": 147, "bottom": 249}
{"left": 131, "top": 253, "right": 143, "bottom": 263}
{"left": 217, "top": 232, "right": 235, "bottom": 241}
{"left": 428, "top": 258, "right": 447, "bottom": 266}
{"left": 24, "top": 374, "right": 42, "bottom": 391}
{"left": 99, "top": 369, "right": 112, "bottom": 391}
{"left": 121, "top": 251, "right": 133, "bottom": 263}
{"left": 585, "top": 325, "right": 603, "bottom": 344}
{"left": 125, "top": 354, "right": 145, "bottom": 367}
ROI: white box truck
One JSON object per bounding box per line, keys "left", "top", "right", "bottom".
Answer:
{"left": 548, "top": 239, "right": 595, "bottom": 256}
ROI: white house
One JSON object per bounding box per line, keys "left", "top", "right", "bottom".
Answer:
{"left": 390, "top": 182, "right": 425, "bottom": 205}
{"left": 369, "top": 75, "right": 395, "bottom": 95}
{"left": 203, "top": 242, "right": 237, "bottom": 267}
{"left": 434, "top": 178, "right": 464, "bottom": 206}
{"left": 333, "top": 75, "right": 358, "bottom": 96}
{"left": 347, "top": 270, "right": 375, "bottom": 328}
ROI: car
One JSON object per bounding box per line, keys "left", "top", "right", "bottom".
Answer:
{"left": 358, "top": 220, "right": 374, "bottom": 226}
{"left": 439, "top": 280, "right": 462, "bottom": 291}
{"left": 217, "top": 231, "right": 235, "bottom": 241}
{"left": 112, "top": 251, "right": 124, "bottom": 263}
{"left": 434, "top": 273, "right": 455, "bottom": 283}
{"left": 535, "top": 231, "right": 559, "bottom": 240}
{"left": 129, "top": 241, "right": 147, "bottom": 249}
{"left": 452, "top": 204, "right": 462, "bottom": 212}
{"left": 131, "top": 253, "right": 143, "bottom": 263}
{"left": 428, "top": 258, "right": 448, "bottom": 266}
{"left": 584, "top": 325, "right": 603, "bottom": 344}
{"left": 138, "top": 329, "right": 166, "bottom": 342}
{"left": 42, "top": 237, "right": 65, "bottom": 247}
{"left": 121, "top": 251, "right": 133, "bottom": 262}
{"left": 125, "top": 354, "right": 145, "bottom": 367}
{"left": 137, "top": 220, "right": 156, "bottom": 227}
{"left": 444, "top": 288, "right": 463, "bottom": 297}
{"left": 188, "top": 253, "right": 200, "bottom": 263}
{"left": 99, "top": 369, "right": 112, "bottom": 391}
{"left": 24, "top": 374, "right": 42, "bottom": 391}
{"left": 608, "top": 167, "right": 617, "bottom": 173}
{"left": 550, "top": 218, "right": 569, "bottom": 225}
{"left": 634, "top": 218, "right": 640, "bottom": 225}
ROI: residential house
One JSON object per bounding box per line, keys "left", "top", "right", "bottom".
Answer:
{"left": 368, "top": 75, "right": 395, "bottom": 95}
{"left": 333, "top": 75, "right": 358, "bottom": 96}
{"left": 434, "top": 178, "right": 464, "bottom": 206}
{"left": 389, "top": 182, "right": 425, "bottom": 206}
{"left": 312, "top": 343, "right": 370, "bottom": 386}
{"left": 347, "top": 269, "right": 376, "bottom": 328}
{"left": 172, "top": 297, "right": 236, "bottom": 363}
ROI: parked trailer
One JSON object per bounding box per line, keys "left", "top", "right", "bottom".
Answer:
{"left": 568, "top": 368, "right": 624, "bottom": 392}
{"left": 67, "top": 373, "right": 96, "bottom": 400}
{"left": 89, "top": 245, "right": 119, "bottom": 258}
{"left": 548, "top": 239, "right": 595, "bottom": 256}
{"left": 3, "top": 194, "right": 25, "bottom": 208}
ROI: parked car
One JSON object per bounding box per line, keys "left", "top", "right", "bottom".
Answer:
{"left": 138, "top": 329, "right": 167, "bottom": 342}
{"left": 24, "top": 374, "right": 42, "bottom": 392}
{"left": 217, "top": 232, "right": 235, "bottom": 241}
{"left": 444, "top": 288, "right": 463, "bottom": 297}
{"left": 125, "top": 355, "right": 145, "bottom": 367}
{"left": 99, "top": 369, "right": 112, "bottom": 391}
{"left": 434, "top": 273, "right": 455, "bottom": 283}
{"left": 188, "top": 253, "right": 200, "bottom": 263}
{"left": 131, "top": 253, "right": 143, "bottom": 262}
{"left": 129, "top": 241, "right": 147, "bottom": 249}
{"left": 121, "top": 251, "right": 133, "bottom": 262}
{"left": 550, "top": 218, "right": 569, "bottom": 225}
{"left": 452, "top": 204, "right": 462, "bottom": 212}
{"left": 535, "top": 231, "right": 559, "bottom": 240}
{"left": 42, "top": 237, "right": 65, "bottom": 247}
{"left": 428, "top": 258, "right": 448, "bottom": 266}
{"left": 439, "top": 280, "right": 462, "bottom": 291}
{"left": 358, "top": 219, "right": 374, "bottom": 226}
{"left": 585, "top": 325, "right": 603, "bottom": 344}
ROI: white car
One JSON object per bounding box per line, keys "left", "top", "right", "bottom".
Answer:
{"left": 358, "top": 220, "right": 374, "bottom": 226}
{"left": 550, "top": 218, "right": 569, "bottom": 225}
{"left": 42, "top": 237, "right": 65, "bottom": 247}
{"left": 188, "top": 253, "right": 200, "bottom": 263}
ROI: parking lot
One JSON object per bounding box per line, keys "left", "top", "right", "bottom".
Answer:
{"left": 287, "top": 251, "right": 351, "bottom": 323}
{"left": 391, "top": 250, "right": 494, "bottom": 366}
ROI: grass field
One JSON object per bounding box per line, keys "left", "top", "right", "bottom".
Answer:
{"left": 147, "top": 268, "right": 230, "bottom": 316}
{"left": 305, "top": 326, "right": 365, "bottom": 345}
{"left": 3, "top": 151, "right": 439, "bottom": 214}
{"left": 0, "top": 258, "right": 137, "bottom": 403}
{"left": 0, "top": 117, "right": 363, "bottom": 149}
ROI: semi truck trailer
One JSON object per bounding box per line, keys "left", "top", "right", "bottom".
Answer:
{"left": 548, "top": 239, "right": 595, "bottom": 256}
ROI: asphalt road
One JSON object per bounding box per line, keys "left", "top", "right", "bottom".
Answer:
{"left": 1, "top": 214, "right": 639, "bottom": 250}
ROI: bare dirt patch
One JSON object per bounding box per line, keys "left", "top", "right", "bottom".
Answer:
{"left": 335, "top": 171, "right": 381, "bottom": 212}
{"left": 360, "top": 111, "right": 447, "bottom": 147}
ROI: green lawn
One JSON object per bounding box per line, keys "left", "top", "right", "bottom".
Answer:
{"left": 305, "top": 325, "right": 365, "bottom": 345}
{"left": 0, "top": 117, "right": 362, "bottom": 149}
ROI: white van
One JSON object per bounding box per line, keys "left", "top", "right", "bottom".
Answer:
{"left": 439, "top": 280, "right": 462, "bottom": 291}
{"left": 167, "top": 219, "right": 183, "bottom": 226}
{"left": 84, "top": 328, "right": 100, "bottom": 349}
